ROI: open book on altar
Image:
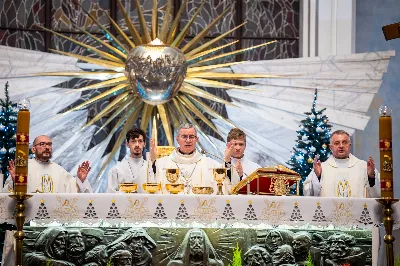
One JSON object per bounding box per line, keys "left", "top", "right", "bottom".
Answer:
{"left": 230, "top": 165, "right": 302, "bottom": 196}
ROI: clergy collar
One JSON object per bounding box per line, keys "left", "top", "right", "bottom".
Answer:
{"left": 232, "top": 154, "right": 244, "bottom": 160}
{"left": 170, "top": 148, "right": 203, "bottom": 164}
{"left": 177, "top": 149, "right": 196, "bottom": 156}
{"left": 327, "top": 153, "right": 358, "bottom": 168}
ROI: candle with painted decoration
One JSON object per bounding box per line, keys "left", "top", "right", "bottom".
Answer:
{"left": 14, "top": 99, "right": 31, "bottom": 193}
{"left": 379, "top": 106, "right": 393, "bottom": 199}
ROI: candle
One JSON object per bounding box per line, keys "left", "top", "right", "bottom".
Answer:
{"left": 152, "top": 116, "right": 157, "bottom": 145}
{"left": 14, "top": 100, "right": 31, "bottom": 193}
{"left": 379, "top": 106, "right": 393, "bottom": 199}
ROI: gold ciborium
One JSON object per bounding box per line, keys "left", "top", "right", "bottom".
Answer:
{"left": 165, "top": 168, "right": 180, "bottom": 183}
{"left": 166, "top": 183, "right": 184, "bottom": 194}
{"left": 119, "top": 183, "right": 138, "bottom": 193}
{"left": 192, "top": 186, "right": 214, "bottom": 195}
{"left": 142, "top": 183, "right": 161, "bottom": 194}
{"left": 213, "top": 168, "right": 228, "bottom": 195}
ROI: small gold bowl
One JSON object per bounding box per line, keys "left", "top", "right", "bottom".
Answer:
{"left": 192, "top": 186, "right": 214, "bottom": 195}
{"left": 142, "top": 183, "right": 161, "bottom": 194}
{"left": 119, "top": 183, "right": 138, "bottom": 193}
{"left": 166, "top": 183, "right": 184, "bottom": 194}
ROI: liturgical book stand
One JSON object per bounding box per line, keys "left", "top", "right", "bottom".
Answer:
{"left": 230, "top": 165, "right": 302, "bottom": 196}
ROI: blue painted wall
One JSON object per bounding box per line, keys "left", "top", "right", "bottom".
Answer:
{"left": 354, "top": 0, "right": 400, "bottom": 197}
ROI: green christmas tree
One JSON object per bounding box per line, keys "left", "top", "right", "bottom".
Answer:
{"left": 228, "top": 243, "right": 242, "bottom": 266}
{"left": 0, "top": 82, "right": 18, "bottom": 182}
{"left": 287, "top": 88, "right": 332, "bottom": 194}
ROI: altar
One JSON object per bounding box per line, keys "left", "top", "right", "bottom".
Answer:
{"left": 1, "top": 193, "right": 399, "bottom": 266}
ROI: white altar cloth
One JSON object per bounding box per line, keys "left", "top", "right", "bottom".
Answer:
{"left": 0, "top": 194, "right": 398, "bottom": 229}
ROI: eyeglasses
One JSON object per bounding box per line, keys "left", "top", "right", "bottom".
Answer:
{"left": 180, "top": 135, "right": 197, "bottom": 140}
{"left": 34, "top": 142, "right": 53, "bottom": 147}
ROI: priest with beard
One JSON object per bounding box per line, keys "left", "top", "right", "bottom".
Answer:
{"left": 3, "top": 135, "right": 92, "bottom": 193}
{"left": 155, "top": 123, "right": 221, "bottom": 195}
{"left": 107, "top": 128, "right": 157, "bottom": 193}
{"left": 224, "top": 128, "right": 261, "bottom": 189}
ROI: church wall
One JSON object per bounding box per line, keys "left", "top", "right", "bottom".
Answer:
{"left": 354, "top": 0, "right": 400, "bottom": 198}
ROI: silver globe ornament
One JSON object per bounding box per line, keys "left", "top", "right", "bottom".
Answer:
{"left": 0, "top": 147, "right": 6, "bottom": 155}
{"left": 0, "top": 124, "right": 4, "bottom": 131}
{"left": 310, "top": 146, "right": 316, "bottom": 152}
{"left": 125, "top": 38, "right": 188, "bottom": 105}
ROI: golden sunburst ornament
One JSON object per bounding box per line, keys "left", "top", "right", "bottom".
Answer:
{"left": 35, "top": 0, "right": 279, "bottom": 174}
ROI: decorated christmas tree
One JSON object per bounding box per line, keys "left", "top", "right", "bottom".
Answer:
{"left": 153, "top": 200, "right": 167, "bottom": 219}
{"left": 289, "top": 202, "right": 304, "bottom": 222}
{"left": 244, "top": 200, "right": 257, "bottom": 221}
{"left": 176, "top": 200, "right": 190, "bottom": 220}
{"left": 84, "top": 200, "right": 98, "bottom": 219}
{"left": 312, "top": 202, "right": 326, "bottom": 223}
{"left": 106, "top": 199, "right": 121, "bottom": 219}
{"left": 35, "top": 199, "right": 50, "bottom": 220}
{"left": 287, "top": 88, "right": 332, "bottom": 193}
{"left": 0, "top": 82, "right": 18, "bottom": 182}
{"left": 222, "top": 200, "right": 236, "bottom": 221}
{"left": 359, "top": 203, "right": 373, "bottom": 226}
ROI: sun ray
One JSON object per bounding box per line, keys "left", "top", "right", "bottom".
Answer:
{"left": 104, "top": 13, "right": 136, "bottom": 49}
{"left": 188, "top": 72, "right": 281, "bottom": 79}
{"left": 181, "top": 83, "right": 236, "bottom": 106}
{"left": 79, "top": 4, "right": 128, "bottom": 53}
{"left": 166, "top": 103, "right": 180, "bottom": 129}
{"left": 151, "top": 0, "right": 158, "bottom": 40}
{"left": 187, "top": 40, "right": 239, "bottom": 61}
{"left": 95, "top": 99, "right": 139, "bottom": 135}
{"left": 80, "top": 28, "right": 128, "bottom": 59}
{"left": 166, "top": 0, "right": 189, "bottom": 44}
{"left": 61, "top": 84, "right": 127, "bottom": 116}
{"left": 186, "top": 95, "right": 236, "bottom": 128}
{"left": 177, "top": 94, "right": 223, "bottom": 138}
{"left": 192, "top": 40, "right": 277, "bottom": 66}
{"left": 187, "top": 61, "right": 246, "bottom": 73}
{"left": 184, "top": 77, "right": 261, "bottom": 90}
{"left": 181, "top": 3, "right": 234, "bottom": 53}
{"left": 36, "top": 25, "right": 124, "bottom": 63}
{"left": 140, "top": 104, "right": 155, "bottom": 131}
{"left": 159, "top": 0, "right": 173, "bottom": 42}
{"left": 49, "top": 49, "right": 125, "bottom": 71}
{"left": 82, "top": 92, "right": 130, "bottom": 130}
{"left": 33, "top": 71, "right": 124, "bottom": 80}
{"left": 185, "top": 21, "right": 247, "bottom": 58}
{"left": 157, "top": 104, "right": 174, "bottom": 145}
{"left": 135, "top": 0, "right": 152, "bottom": 43}
{"left": 171, "top": 0, "right": 206, "bottom": 48}
{"left": 65, "top": 76, "right": 127, "bottom": 93}
{"left": 116, "top": 0, "right": 142, "bottom": 44}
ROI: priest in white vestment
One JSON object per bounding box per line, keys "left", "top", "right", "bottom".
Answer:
{"left": 107, "top": 128, "right": 157, "bottom": 193}
{"left": 303, "top": 130, "right": 380, "bottom": 198}
{"left": 224, "top": 128, "right": 261, "bottom": 189}
{"left": 155, "top": 123, "right": 221, "bottom": 195}
{"left": 3, "top": 135, "right": 92, "bottom": 193}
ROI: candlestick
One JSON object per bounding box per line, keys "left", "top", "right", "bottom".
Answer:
{"left": 14, "top": 99, "right": 31, "bottom": 193}
{"left": 379, "top": 106, "right": 393, "bottom": 199}
{"left": 152, "top": 115, "right": 157, "bottom": 145}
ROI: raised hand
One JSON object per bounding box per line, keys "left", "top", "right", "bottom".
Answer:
{"left": 367, "top": 157, "right": 375, "bottom": 177}
{"left": 77, "top": 161, "right": 91, "bottom": 182}
{"left": 150, "top": 138, "right": 157, "bottom": 162}
{"left": 7, "top": 160, "right": 16, "bottom": 181}
{"left": 313, "top": 156, "right": 322, "bottom": 178}
{"left": 224, "top": 141, "right": 235, "bottom": 162}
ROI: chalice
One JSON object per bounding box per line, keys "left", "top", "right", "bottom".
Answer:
{"left": 142, "top": 183, "right": 161, "bottom": 194}
{"left": 119, "top": 183, "right": 138, "bottom": 193}
{"left": 165, "top": 168, "right": 184, "bottom": 194}
{"left": 213, "top": 168, "right": 228, "bottom": 195}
